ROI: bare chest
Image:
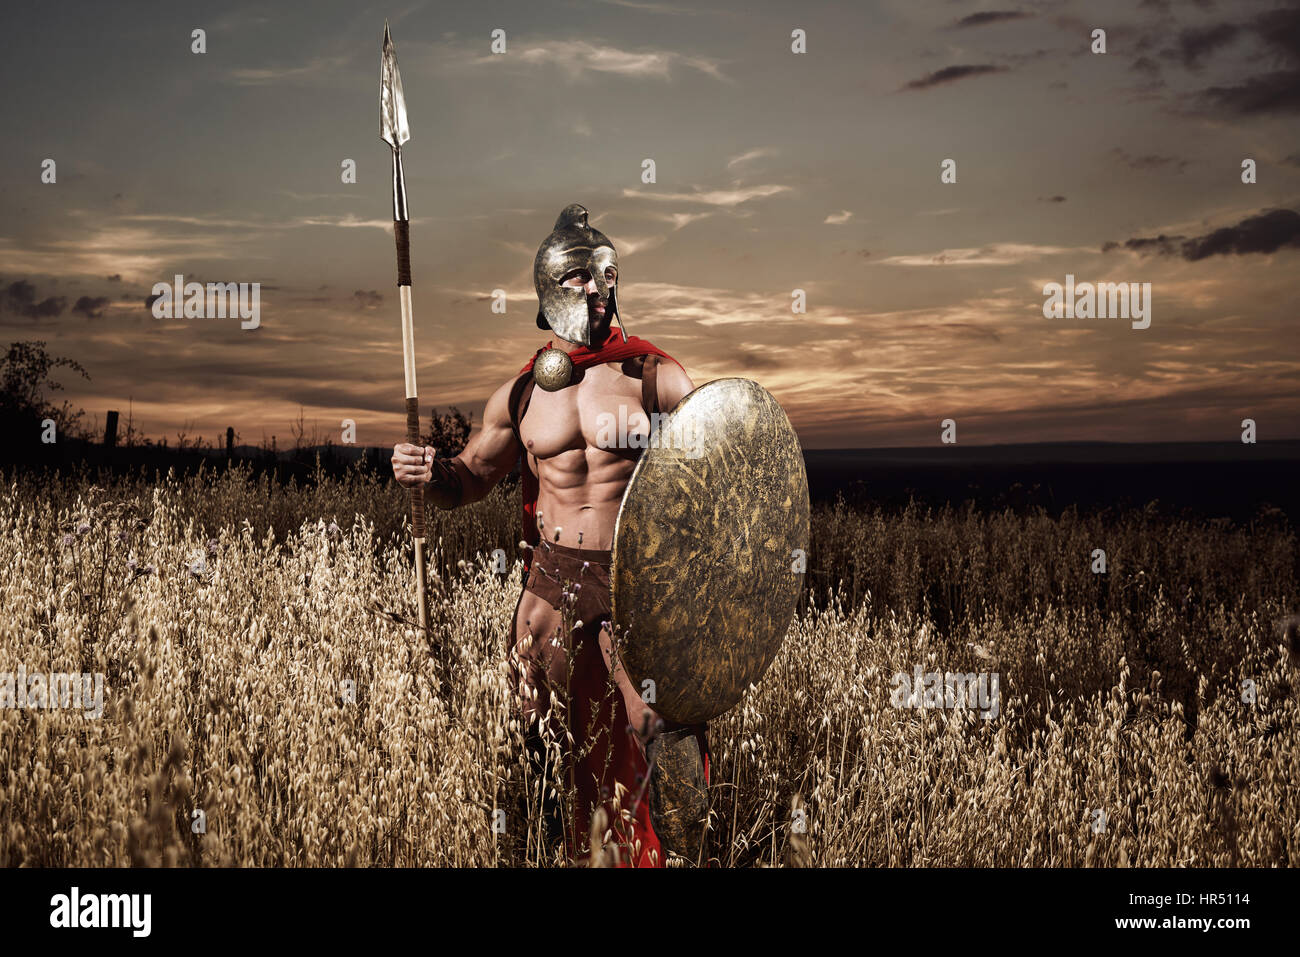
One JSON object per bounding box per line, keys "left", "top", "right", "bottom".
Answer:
{"left": 519, "top": 363, "right": 650, "bottom": 464}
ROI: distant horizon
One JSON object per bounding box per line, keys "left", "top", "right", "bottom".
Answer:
{"left": 75, "top": 429, "right": 1299, "bottom": 455}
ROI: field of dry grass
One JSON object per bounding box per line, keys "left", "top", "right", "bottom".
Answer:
{"left": 1, "top": 462, "right": 1296, "bottom": 866}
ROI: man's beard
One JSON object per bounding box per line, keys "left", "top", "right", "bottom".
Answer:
{"left": 587, "top": 296, "right": 612, "bottom": 339}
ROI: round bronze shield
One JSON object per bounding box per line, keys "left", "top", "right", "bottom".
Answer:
{"left": 611, "top": 378, "right": 810, "bottom": 724}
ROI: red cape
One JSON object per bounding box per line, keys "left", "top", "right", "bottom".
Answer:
{"left": 517, "top": 326, "right": 683, "bottom": 552}
{"left": 518, "top": 326, "right": 683, "bottom": 376}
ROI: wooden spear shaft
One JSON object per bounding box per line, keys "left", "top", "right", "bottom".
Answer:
{"left": 395, "top": 216, "right": 429, "bottom": 635}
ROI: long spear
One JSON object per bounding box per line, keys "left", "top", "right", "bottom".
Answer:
{"left": 380, "top": 21, "right": 428, "bottom": 635}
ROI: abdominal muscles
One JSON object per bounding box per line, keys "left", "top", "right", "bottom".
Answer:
{"left": 532, "top": 446, "right": 637, "bottom": 550}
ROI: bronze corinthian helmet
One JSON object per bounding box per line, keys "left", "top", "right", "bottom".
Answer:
{"left": 533, "top": 204, "right": 625, "bottom": 346}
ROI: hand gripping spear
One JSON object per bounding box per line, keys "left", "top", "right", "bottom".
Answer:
{"left": 380, "top": 22, "right": 429, "bottom": 635}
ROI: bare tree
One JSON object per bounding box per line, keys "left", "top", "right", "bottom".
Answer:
{"left": 423, "top": 406, "right": 472, "bottom": 458}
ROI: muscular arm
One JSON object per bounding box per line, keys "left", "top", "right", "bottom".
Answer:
{"left": 448, "top": 374, "right": 527, "bottom": 506}
{"left": 656, "top": 359, "right": 695, "bottom": 412}
{"left": 391, "top": 374, "right": 525, "bottom": 509}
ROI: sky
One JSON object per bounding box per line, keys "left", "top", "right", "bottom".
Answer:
{"left": 1, "top": 0, "right": 1297, "bottom": 449}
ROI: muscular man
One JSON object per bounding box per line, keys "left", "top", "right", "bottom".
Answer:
{"left": 392, "top": 204, "right": 709, "bottom": 867}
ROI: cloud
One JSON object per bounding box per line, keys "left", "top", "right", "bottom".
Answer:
{"left": 3, "top": 280, "right": 67, "bottom": 319}
{"left": 485, "top": 40, "right": 727, "bottom": 82}
{"left": 730, "top": 344, "right": 786, "bottom": 371}
{"left": 669, "top": 211, "right": 713, "bottom": 229}
{"left": 441, "top": 286, "right": 532, "bottom": 307}
{"left": 0, "top": 215, "right": 251, "bottom": 284}
{"left": 1255, "top": 4, "right": 1300, "bottom": 61}
{"left": 1181, "top": 209, "right": 1300, "bottom": 261}
{"left": 353, "top": 290, "right": 384, "bottom": 310}
{"left": 595, "top": 0, "right": 701, "bottom": 13}
{"left": 1102, "top": 209, "right": 1300, "bottom": 260}
{"left": 1131, "top": 56, "right": 1161, "bottom": 77}
{"left": 1167, "top": 23, "right": 1240, "bottom": 69}
{"left": 616, "top": 234, "right": 668, "bottom": 255}
{"left": 621, "top": 184, "right": 790, "bottom": 207}
{"left": 72, "top": 296, "right": 112, "bottom": 319}
{"left": 279, "top": 190, "right": 366, "bottom": 203}
{"left": 726, "top": 147, "right": 774, "bottom": 169}
{"left": 646, "top": 210, "right": 713, "bottom": 230}
{"left": 1202, "top": 71, "right": 1300, "bottom": 115}
{"left": 824, "top": 210, "right": 853, "bottom": 225}
{"left": 626, "top": 281, "right": 848, "bottom": 329}
{"left": 295, "top": 214, "right": 396, "bottom": 231}
{"left": 1100, "top": 235, "right": 1184, "bottom": 256}
{"left": 120, "top": 214, "right": 270, "bottom": 229}
{"left": 876, "top": 243, "right": 1079, "bottom": 266}
{"left": 902, "top": 64, "right": 1009, "bottom": 90}
{"left": 953, "top": 11, "right": 1033, "bottom": 29}
{"left": 1110, "top": 147, "right": 1188, "bottom": 173}
{"left": 228, "top": 54, "right": 354, "bottom": 86}
{"left": 1198, "top": 6, "right": 1300, "bottom": 115}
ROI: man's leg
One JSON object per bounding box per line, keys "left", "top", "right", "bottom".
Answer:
{"left": 512, "top": 586, "right": 569, "bottom": 853}
{"left": 596, "top": 620, "right": 710, "bottom": 866}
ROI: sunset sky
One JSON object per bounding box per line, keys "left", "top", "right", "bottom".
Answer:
{"left": 1, "top": 0, "right": 1297, "bottom": 449}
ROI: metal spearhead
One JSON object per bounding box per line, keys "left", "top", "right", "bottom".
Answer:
{"left": 380, "top": 21, "right": 411, "bottom": 221}
{"left": 380, "top": 21, "right": 410, "bottom": 149}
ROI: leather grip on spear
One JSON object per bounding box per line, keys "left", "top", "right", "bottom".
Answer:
{"left": 395, "top": 220, "right": 412, "bottom": 286}
{"left": 405, "top": 397, "right": 425, "bottom": 540}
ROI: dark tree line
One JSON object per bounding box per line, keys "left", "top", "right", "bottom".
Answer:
{"left": 1, "top": 338, "right": 476, "bottom": 470}
{"left": 0, "top": 340, "right": 92, "bottom": 460}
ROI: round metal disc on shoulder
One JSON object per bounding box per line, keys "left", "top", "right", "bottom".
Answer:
{"left": 533, "top": 347, "right": 574, "bottom": 391}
